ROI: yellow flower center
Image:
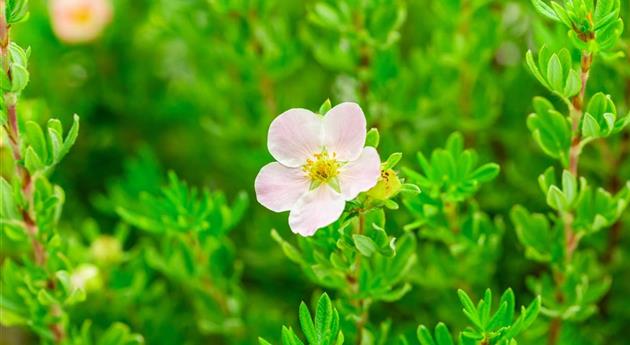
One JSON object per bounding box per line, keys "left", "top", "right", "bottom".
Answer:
{"left": 303, "top": 152, "right": 340, "bottom": 184}
{"left": 71, "top": 6, "right": 93, "bottom": 24}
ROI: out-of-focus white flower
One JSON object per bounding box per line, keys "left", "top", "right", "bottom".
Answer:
{"left": 90, "top": 235, "right": 123, "bottom": 265}
{"left": 70, "top": 264, "right": 102, "bottom": 292}
{"left": 50, "top": 0, "right": 113, "bottom": 44}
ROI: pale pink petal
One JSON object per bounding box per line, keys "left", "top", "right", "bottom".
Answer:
{"left": 267, "top": 108, "right": 323, "bottom": 167}
{"left": 255, "top": 162, "right": 309, "bottom": 212}
{"left": 323, "top": 102, "right": 367, "bottom": 161}
{"left": 338, "top": 147, "right": 381, "bottom": 200}
{"left": 288, "top": 185, "right": 345, "bottom": 236}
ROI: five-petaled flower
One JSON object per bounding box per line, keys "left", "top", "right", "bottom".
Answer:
{"left": 255, "top": 102, "right": 381, "bottom": 236}
{"left": 50, "top": 0, "right": 113, "bottom": 44}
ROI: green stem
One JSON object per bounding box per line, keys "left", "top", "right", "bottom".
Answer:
{"left": 350, "top": 210, "right": 369, "bottom": 345}
{"left": 548, "top": 50, "right": 592, "bottom": 345}
{"left": 0, "top": 5, "right": 65, "bottom": 342}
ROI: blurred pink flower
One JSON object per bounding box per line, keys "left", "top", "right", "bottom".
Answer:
{"left": 255, "top": 102, "right": 380, "bottom": 236}
{"left": 50, "top": 0, "right": 113, "bottom": 44}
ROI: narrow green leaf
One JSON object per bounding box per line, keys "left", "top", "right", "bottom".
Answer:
{"left": 549, "top": 1, "right": 573, "bottom": 27}
{"left": 457, "top": 289, "right": 477, "bottom": 316}
{"left": 526, "top": 50, "right": 548, "bottom": 87}
{"left": 382, "top": 152, "right": 402, "bottom": 170}
{"left": 531, "top": 0, "right": 560, "bottom": 21}
{"left": 470, "top": 163, "right": 500, "bottom": 183}
{"left": 499, "top": 288, "right": 515, "bottom": 325}
{"left": 319, "top": 99, "right": 332, "bottom": 115}
{"left": 258, "top": 338, "right": 273, "bottom": 345}
{"left": 434, "top": 323, "right": 453, "bottom": 345}
{"left": 480, "top": 289, "right": 492, "bottom": 328}
{"left": 416, "top": 325, "right": 437, "bottom": 345}
{"left": 299, "top": 302, "right": 316, "bottom": 344}
{"left": 315, "top": 293, "right": 333, "bottom": 342}
{"left": 25, "top": 121, "right": 48, "bottom": 164}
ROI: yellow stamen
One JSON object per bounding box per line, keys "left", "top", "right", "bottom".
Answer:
{"left": 303, "top": 152, "right": 340, "bottom": 184}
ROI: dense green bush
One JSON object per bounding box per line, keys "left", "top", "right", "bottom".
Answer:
{"left": 1, "top": 0, "right": 628, "bottom": 344}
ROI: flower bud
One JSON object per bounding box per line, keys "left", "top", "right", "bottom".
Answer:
{"left": 367, "top": 169, "right": 402, "bottom": 200}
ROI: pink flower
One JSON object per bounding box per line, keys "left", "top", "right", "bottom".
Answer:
{"left": 255, "top": 102, "right": 381, "bottom": 236}
{"left": 50, "top": 0, "right": 113, "bottom": 44}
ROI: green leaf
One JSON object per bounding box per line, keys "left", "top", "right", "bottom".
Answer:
{"left": 382, "top": 152, "right": 402, "bottom": 170}
{"left": 547, "top": 185, "right": 569, "bottom": 211}
{"left": 271, "top": 230, "right": 304, "bottom": 264}
{"left": 259, "top": 338, "right": 273, "bottom": 345}
{"left": 6, "top": 0, "right": 30, "bottom": 24}
{"left": 380, "top": 283, "right": 412, "bottom": 302}
{"left": 299, "top": 302, "right": 317, "bottom": 344}
{"left": 59, "top": 114, "right": 80, "bottom": 160}
{"left": 499, "top": 288, "right": 515, "bottom": 325}
{"left": 457, "top": 290, "right": 481, "bottom": 329}
{"left": 521, "top": 296, "right": 541, "bottom": 327}
{"left": 319, "top": 99, "right": 332, "bottom": 115}
{"left": 594, "top": 0, "right": 616, "bottom": 25}
{"left": 365, "top": 128, "right": 380, "bottom": 148}
{"left": 281, "top": 326, "right": 303, "bottom": 345}
{"left": 434, "top": 323, "right": 453, "bottom": 345}
{"left": 582, "top": 113, "right": 601, "bottom": 137}
{"left": 25, "top": 121, "right": 48, "bottom": 163}
{"left": 526, "top": 50, "right": 548, "bottom": 87}
{"left": 9, "top": 64, "right": 29, "bottom": 92}
{"left": 561, "top": 170, "right": 577, "bottom": 204}
{"left": 510, "top": 206, "right": 553, "bottom": 262}
{"left": 531, "top": 0, "right": 560, "bottom": 21}
{"left": 0, "top": 178, "right": 18, "bottom": 219}
{"left": 527, "top": 97, "right": 571, "bottom": 162}
{"left": 546, "top": 54, "right": 564, "bottom": 92}
{"left": 416, "top": 325, "right": 437, "bottom": 345}
{"left": 315, "top": 293, "right": 333, "bottom": 342}
{"left": 507, "top": 296, "right": 541, "bottom": 338}
{"left": 445, "top": 132, "right": 464, "bottom": 156}
{"left": 487, "top": 302, "right": 508, "bottom": 330}
{"left": 310, "top": 3, "right": 342, "bottom": 29}
{"left": 549, "top": 1, "right": 572, "bottom": 27}
{"left": 479, "top": 289, "right": 492, "bottom": 328}
{"left": 457, "top": 290, "right": 477, "bottom": 314}
{"left": 585, "top": 93, "right": 616, "bottom": 136}
{"left": 538, "top": 166, "right": 556, "bottom": 194}
{"left": 470, "top": 163, "right": 500, "bottom": 183}
{"left": 564, "top": 69, "right": 581, "bottom": 97}
{"left": 24, "top": 146, "right": 44, "bottom": 173}
{"left": 353, "top": 234, "right": 377, "bottom": 257}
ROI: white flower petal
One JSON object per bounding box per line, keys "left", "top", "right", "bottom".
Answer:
{"left": 338, "top": 147, "right": 381, "bottom": 200}
{"left": 323, "top": 102, "right": 367, "bottom": 161}
{"left": 255, "top": 162, "right": 309, "bottom": 212}
{"left": 288, "top": 185, "right": 345, "bottom": 236}
{"left": 268, "top": 108, "right": 323, "bottom": 167}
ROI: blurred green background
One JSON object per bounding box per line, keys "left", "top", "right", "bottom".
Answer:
{"left": 2, "top": 0, "right": 629, "bottom": 344}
